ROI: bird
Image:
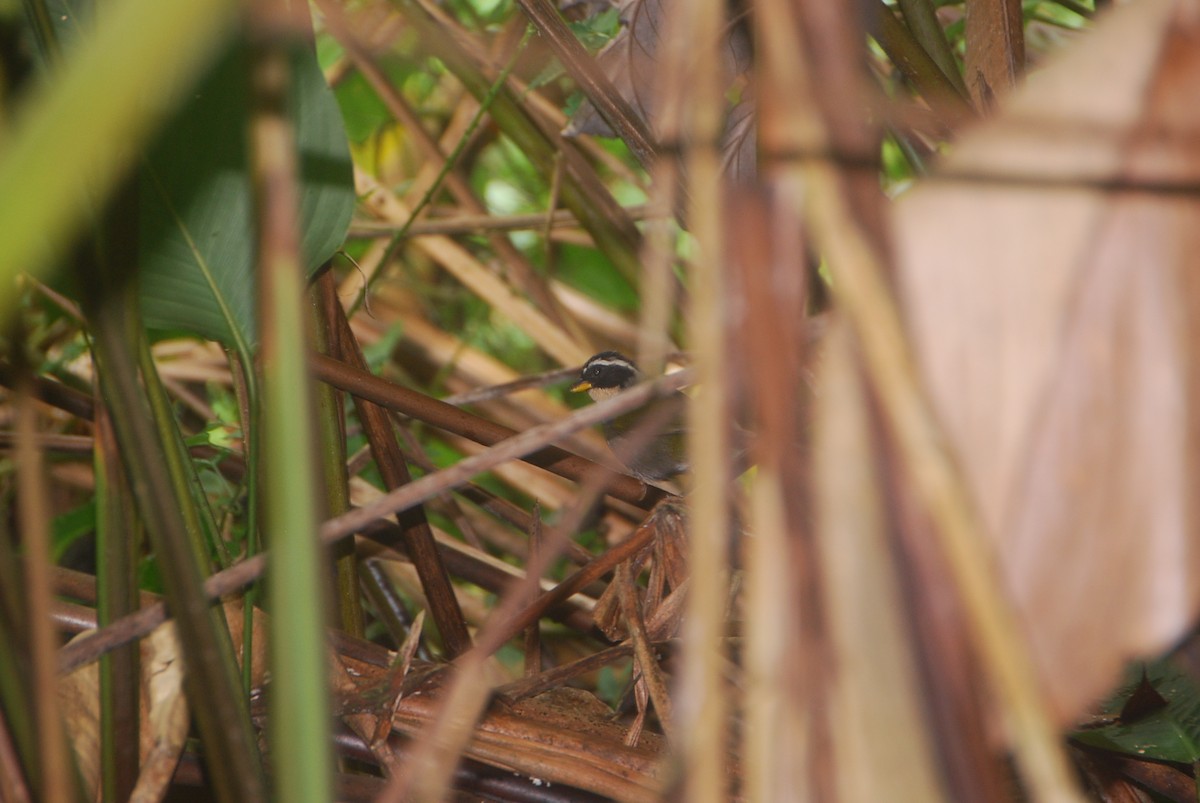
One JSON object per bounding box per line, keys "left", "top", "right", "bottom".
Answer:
{"left": 571, "top": 351, "right": 689, "bottom": 482}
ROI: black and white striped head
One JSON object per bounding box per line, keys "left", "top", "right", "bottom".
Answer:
{"left": 572, "top": 351, "right": 639, "bottom": 401}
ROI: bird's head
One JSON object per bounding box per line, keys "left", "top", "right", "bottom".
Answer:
{"left": 571, "top": 351, "right": 640, "bottom": 402}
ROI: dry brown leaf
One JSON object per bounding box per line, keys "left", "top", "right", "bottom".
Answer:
{"left": 592, "top": 498, "right": 687, "bottom": 641}
{"left": 58, "top": 639, "right": 103, "bottom": 794}
{"left": 59, "top": 622, "right": 188, "bottom": 803}
{"left": 894, "top": 0, "right": 1200, "bottom": 725}
{"left": 128, "top": 624, "right": 188, "bottom": 803}
{"left": 58, "top": 599, "right": 268, "bottom": 801}
{"left": 565, "top": 0, "right": 669, "bottom": 138}
{"left": 964, "top": 0, "right": 1024, "bottom": 106}
{"left": 394, "top": 679, "right": 665, "bottom": 801}
{"left": 564, "top": 0, "right": 755, "bottom": 177}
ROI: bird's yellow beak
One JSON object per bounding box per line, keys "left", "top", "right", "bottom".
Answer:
{"left": 571, "top": 380, "right": 592, "bottom": 393}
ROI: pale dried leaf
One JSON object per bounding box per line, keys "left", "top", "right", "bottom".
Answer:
{"left": 129, "top": 623, "right": 188, "bottom": 803}
{"left": 58, "top": 639, "right": 102, "bottom": 795}
{"left": 894, "top": 0, "right": 1200, "bottom": 725}
{"left": 58, "top": 622, "right": 189, "bottom": 803}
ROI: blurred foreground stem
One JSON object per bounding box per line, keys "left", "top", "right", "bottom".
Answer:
{"left": 246, "top": 1, "right": 333, "bottom": 800}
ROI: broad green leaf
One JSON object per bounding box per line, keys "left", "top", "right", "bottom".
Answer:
{"left": 0, "top": 0, "right": 238, "bottom": 329}
{"left": 1073, "top": 661, "right": 1200, "bottom": 764}
{"left": 139, "top": 36, "right": 355, "bottom": 347}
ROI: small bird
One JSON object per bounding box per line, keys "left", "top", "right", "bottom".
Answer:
{"left": 571, "top": 351, "right": 688, "bottom": 482}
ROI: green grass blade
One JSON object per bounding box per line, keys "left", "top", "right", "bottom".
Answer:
{"left": 248, "top": 22, "right": 334, "bottom": 802}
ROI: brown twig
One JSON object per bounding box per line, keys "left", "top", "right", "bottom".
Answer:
{"left": 497, "top": 643, "right": 637, "bottom": 702}
{"left": 440, "top": 364, "right": 580, "bottom": 407}
{"left": 380, "top": 420, "right": 649, "bottom": 800}
{"left": 330, "top": 294, "right": 473, "bottom": 658}
{"left": 0, "top": 363, "right": 95, "bottom": 420}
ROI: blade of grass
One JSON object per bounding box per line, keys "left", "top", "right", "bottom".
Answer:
{"left": 246, "top": 2, "right": 334, "bottom": 800}
{"left": 137, "top": 330, "right": 231, "bottom": 569}
{"left": 875, "top": 2, "right": 976, "bottom": 129}
{"left": 94, "top": 401, "right": 141, "bottom": 802}
{"left": 895, "top": 0, "right": 968, "bottom": 96}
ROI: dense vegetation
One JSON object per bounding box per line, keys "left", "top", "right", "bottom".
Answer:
{"left": 4, "top": 0, "right": 1200, "bottom": 801}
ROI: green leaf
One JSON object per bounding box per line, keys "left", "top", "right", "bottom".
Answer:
{"left": 139, "top": 36, "right": 355, "bottom": 347}
{"left": 569, "top": 7, "right": 621, "bottom": 51}
{"left": 331, "top": 68, "right": 394, "bottom": 143}
{"left": 0, "top": 0, "right": 239, "bottom": 331}
{"left": 555, "top": 242, "right": 638, "bottom": 312}
{"left": 1073, "top": 660, "right": 1200, "bottom": 764}
{"left": 52, "top": 499, "right": 96, "bottom": 562}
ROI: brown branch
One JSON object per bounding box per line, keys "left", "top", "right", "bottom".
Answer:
{"left": 0, "top": 363, "right": 95, "bottom": 420}
{"left": 330, "top": 295, "right": 473, "bottom": 659}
